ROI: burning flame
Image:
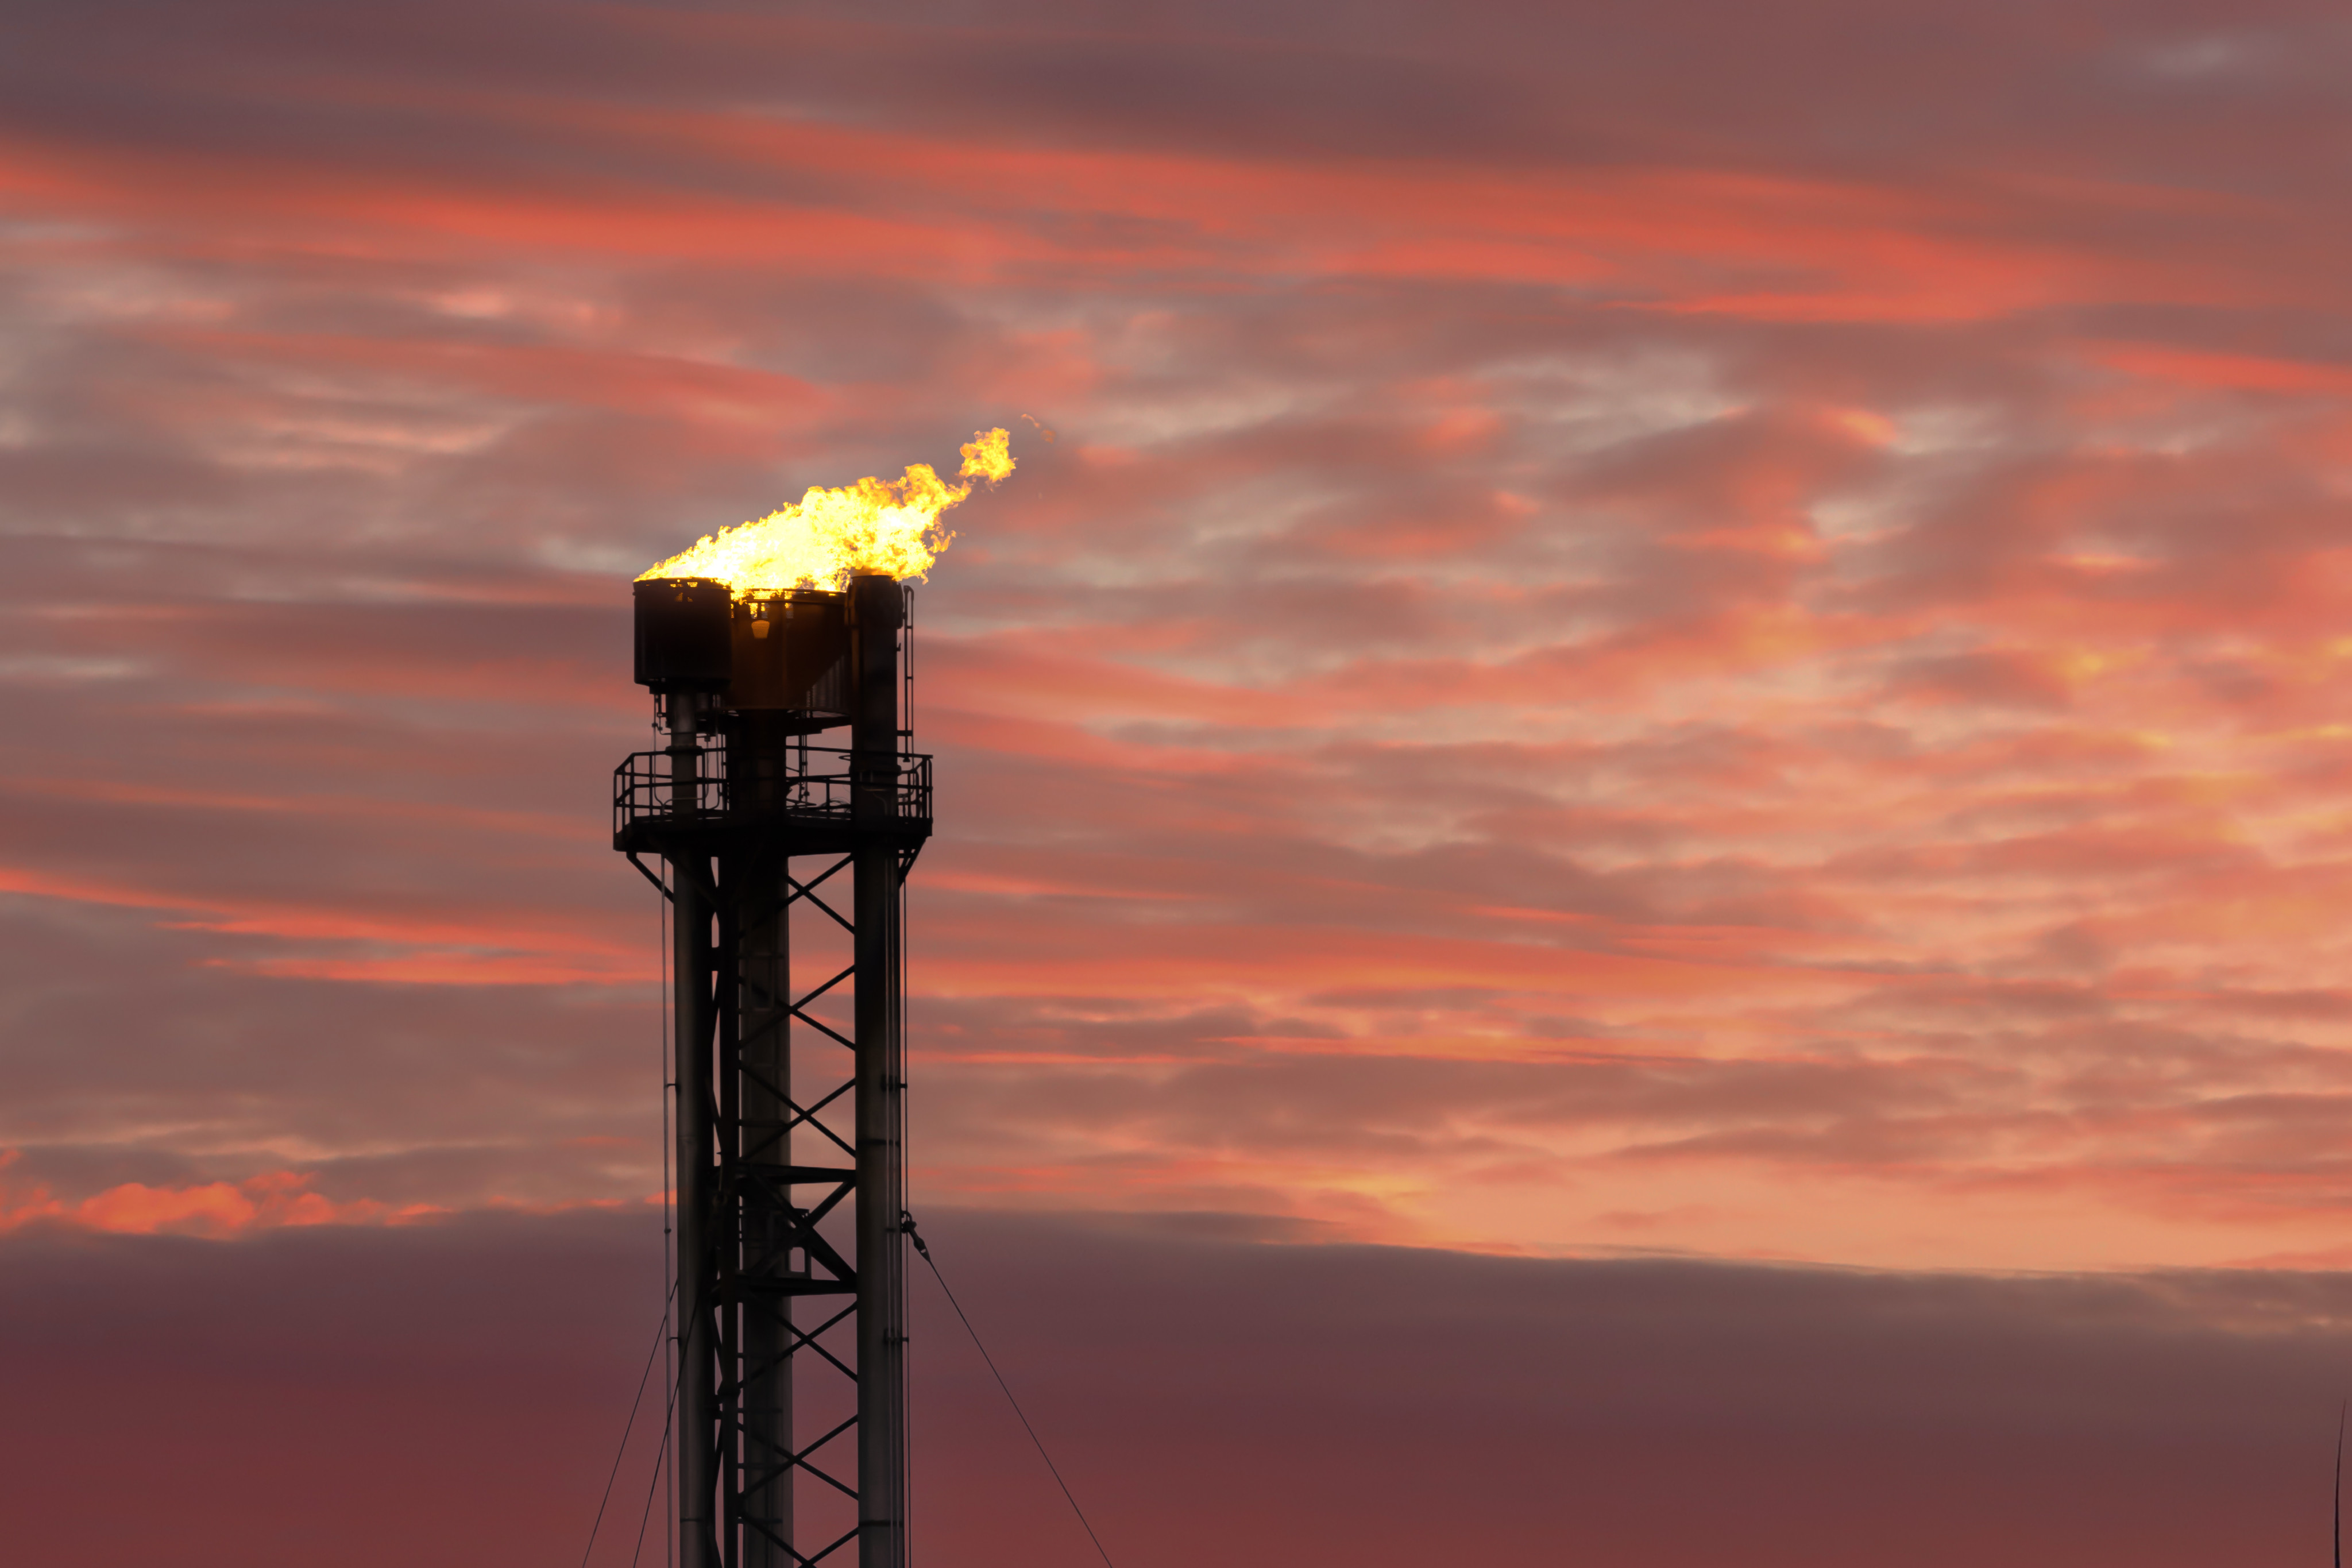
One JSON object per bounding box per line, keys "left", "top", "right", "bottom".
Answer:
{"left": 639, "top": 428, "right": 1014, "bottom": 597}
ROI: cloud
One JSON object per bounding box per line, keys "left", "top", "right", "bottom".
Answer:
{"left": 5, "top": 0, "right": 2352, "bottom": 1276}
{"left": 0, "top": 1153, "right": 446, "bottom": 1236}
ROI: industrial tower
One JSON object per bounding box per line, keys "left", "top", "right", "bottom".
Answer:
{"left": 617, "top": 573, "right": 929, "bottom": 1568}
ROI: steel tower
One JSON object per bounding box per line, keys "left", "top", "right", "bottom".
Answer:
{"left": 617, "top": 573, "right": 928, "bottom": 1568}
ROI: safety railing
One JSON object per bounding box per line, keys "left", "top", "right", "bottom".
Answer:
{"left": 615, "top": 743, "right": 932, "bottom": 837}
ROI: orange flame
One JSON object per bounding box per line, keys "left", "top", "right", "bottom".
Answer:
{"left": 639, "top": 428, "right": 1014, "bottom": 597}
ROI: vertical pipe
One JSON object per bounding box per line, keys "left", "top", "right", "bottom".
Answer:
{"left": 849, "top": 576, "right": 906, "bottom": 1568}
{"left": 671, "top": 696, "right": 719, "bottom": 1568}
{"left": 741, "top": 832, "right": 792, "bottom": 1563}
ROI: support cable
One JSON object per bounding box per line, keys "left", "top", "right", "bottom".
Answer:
{"left": 581, "top": 1287, "right": 677, "bottom": 1568}
{"left": 901, "top": 1214, "right": 1118, "bottom": 1568}
{"left": 630, "top": 1345, "right": 683, "bottom": 1568}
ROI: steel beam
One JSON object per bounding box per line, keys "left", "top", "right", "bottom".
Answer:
{"left": 671, "top": 694, "right": 720, "bottom": 1568}
{"left": 849, "top": 574, "right": 907, "bottom": 1568}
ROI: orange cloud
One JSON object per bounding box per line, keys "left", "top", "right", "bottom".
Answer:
{"left": 0, "top": 1157, "right": 445, "bottom": 1238}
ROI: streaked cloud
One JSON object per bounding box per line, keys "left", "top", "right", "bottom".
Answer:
{"left": 5, "top": 0, "right": 2352, "bottom": 1280}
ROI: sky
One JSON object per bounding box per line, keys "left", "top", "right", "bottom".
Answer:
{"left": 6, "top": 0, "right": 2352, "bottom": 1561}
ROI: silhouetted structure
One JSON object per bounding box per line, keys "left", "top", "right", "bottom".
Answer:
{"left": 619, "top": 575, "right": 929, "bottom": 1568}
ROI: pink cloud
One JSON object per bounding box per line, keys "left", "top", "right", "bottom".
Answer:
{"left": 0, "top": 1154, "right": 446, "bottom": 1237}
{"left": 7, "top": 0, "right": 2352, "bottom": 1277}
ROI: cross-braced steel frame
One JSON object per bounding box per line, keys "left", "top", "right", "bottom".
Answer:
{"left": 619, "top": 575, "right": 923, "bottom": 1568}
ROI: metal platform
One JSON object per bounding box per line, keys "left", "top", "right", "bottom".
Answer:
{"left": 615, "top": 743, "right": 933, "bottom": 856}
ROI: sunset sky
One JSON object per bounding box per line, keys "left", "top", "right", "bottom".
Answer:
{"left": 9, "top": 1, "right": 2352, "bottom": 1562}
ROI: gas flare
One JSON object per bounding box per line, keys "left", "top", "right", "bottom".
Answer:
{"left": 639, "top": 427, "right": 1013, "bottom": 597}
